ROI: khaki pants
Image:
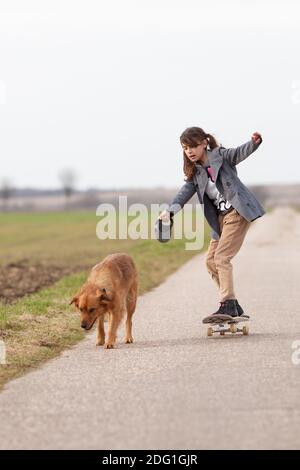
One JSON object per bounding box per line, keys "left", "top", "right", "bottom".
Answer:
{"left": 205, "top": 208, "right": 251, "bottom": 302}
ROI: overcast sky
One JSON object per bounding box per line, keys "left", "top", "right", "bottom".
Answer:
{"left": 0, "top": 0, "right": 300, "bottom": 190}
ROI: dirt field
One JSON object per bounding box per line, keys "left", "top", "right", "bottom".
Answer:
{"left": 0, "top": 260, "right": 79, "bottom": 303}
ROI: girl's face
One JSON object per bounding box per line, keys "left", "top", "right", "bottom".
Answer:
{"left": 181, "top": 139, "right": 207, "bottom": 163}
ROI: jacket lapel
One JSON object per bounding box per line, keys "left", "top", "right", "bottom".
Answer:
{"left": 194, "top": 165, "right": 208, "bottom": 201}
{"left": 194, "top": 149, "right": 223, "bottom": 200}
{"left": 207, "top": 149, "right": 223, "bottom": 182}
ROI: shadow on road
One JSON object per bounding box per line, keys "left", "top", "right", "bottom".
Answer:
{"left": 114, "top": 332, "right": 295, "bottom": 349}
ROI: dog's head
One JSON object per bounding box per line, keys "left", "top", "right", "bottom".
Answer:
{"left": 69, "top": 283, "right": 113, "bottom": 330}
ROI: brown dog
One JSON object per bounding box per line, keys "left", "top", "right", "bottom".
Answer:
{"left": 70, "top": 253, "right": 138, "bottom": 349}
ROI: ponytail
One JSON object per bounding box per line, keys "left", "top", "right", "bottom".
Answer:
{"left": 205, "top": 133, "right": 218, "bottom": 150}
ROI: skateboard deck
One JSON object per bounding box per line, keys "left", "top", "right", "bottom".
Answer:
{"left": 203, "top": 314, "right": 250, "bottom": 337}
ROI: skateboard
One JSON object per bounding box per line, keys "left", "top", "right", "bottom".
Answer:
{"left": 203, "top": 314, "right": 250, "bottom": 337}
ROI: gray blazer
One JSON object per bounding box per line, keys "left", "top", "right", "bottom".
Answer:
{"left": 167, "top": 139, "right": 265, "bottom": 240}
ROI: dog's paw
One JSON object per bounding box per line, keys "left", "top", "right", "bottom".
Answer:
{"left": 104, "top": 343, "right": 115, "bottom": 349}
{"left": 125, "top": 337, "right": 134, "bottom": 344}
{"left": 96, "top": 339, "right": 105, "bottom": 346}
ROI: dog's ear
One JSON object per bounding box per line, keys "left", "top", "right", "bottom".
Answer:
{"left": 96, "top": 287, "right": 112, "bottom": 303}
{"left": 69, "top": 295, "right": 79, "bottom": 307}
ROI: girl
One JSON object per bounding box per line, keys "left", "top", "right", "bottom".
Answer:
{"left": 159, "top": 127, "right": 264, "bottom": 319}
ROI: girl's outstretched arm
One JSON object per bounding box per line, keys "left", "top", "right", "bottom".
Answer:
{"left": 219, "top": 132, "right": 263, "bottom": 166}
{"left": 159, "top": 180, "right": 197, "bottom": 220}
{"left": 168, "top": 180, "right": 197, "bottom": 215}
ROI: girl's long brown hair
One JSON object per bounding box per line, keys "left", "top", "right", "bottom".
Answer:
{"left": 180, "top": 127, "right": 219, "bottom": 181}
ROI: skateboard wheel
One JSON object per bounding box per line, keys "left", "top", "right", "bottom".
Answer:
{"left": 229, "top": 324, "right": 237, "bottom": 334}
{"left": 220, "top": 331, "right": 225, "bottom": 336}
{"left": 242, "top": 325, "right": 249, "bottom": 335}
{"left": 207, "top": 327, "right": 213, "bottom": 337}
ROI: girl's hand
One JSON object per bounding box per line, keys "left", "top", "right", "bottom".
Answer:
{"left": 158, "top": 210, "right": 170, "bottom": 222}
{"left": 252, "top": 132, "right": 262, "bottom": 144}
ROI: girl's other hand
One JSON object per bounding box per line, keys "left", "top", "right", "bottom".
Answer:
{"left": 252, "top": 132, "right": 262, "bottom": 144}
{"left": 158, "top": 210, "right": 170, "bottom": 222}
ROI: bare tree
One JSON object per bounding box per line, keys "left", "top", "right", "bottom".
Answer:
{"left": 0, "top": 178, "right": 13, "bottom": 212}
{"left": 58, "top": 169, "right": 77, "bottom": 210}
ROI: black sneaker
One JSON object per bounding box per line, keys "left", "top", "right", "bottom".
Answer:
{"left": 235, "top": 299, "right": 250, "bottom": 318}
{"left": 234, "top": 299, "right": 244, "bottom": 315}
{"left": 213, "top": 299, "right": 239, "bottom": 317}
{"left": 234, "top": 300, "right": 249, "bottom": 318}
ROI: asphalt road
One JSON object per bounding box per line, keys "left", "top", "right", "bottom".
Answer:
{"left": 0, "top": 207, "right": 299, "bottom": 450}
